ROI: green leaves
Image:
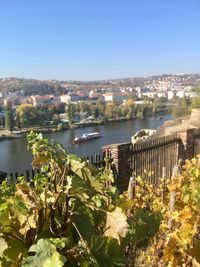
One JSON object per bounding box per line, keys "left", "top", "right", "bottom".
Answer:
{"left": 132, "top": 208, "right": 161, "bottom": 242}
{"left": 71, "top": 202, "right": 96, "bottom": 245}
{"left": 0, "top": 237, "right": 8, "bottom": 258}
{"left": 0, "top": 236, "right": 25, "bottom": 266}
{"left": 22, "top": 239, "right": 66, "bottom": 267}
{"left": 90, "top": 236, "right": 126, "bottom": 267}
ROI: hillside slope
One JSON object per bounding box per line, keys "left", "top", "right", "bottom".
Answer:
{"left": 0, "top": 78, "right": 66, "bottom": 95}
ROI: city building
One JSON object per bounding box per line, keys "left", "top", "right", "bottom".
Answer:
{"left": 31, "top": 95, "right": 60, "bottom": 106}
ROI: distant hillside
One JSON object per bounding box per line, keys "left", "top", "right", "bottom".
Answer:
{"left": 0, "top": 78, "right": 67, "bottom": 96}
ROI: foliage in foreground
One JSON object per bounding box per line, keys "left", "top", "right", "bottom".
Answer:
{"left": 135, "top": 158, "right": 200, "bottom": 267}
{"left": 0, "top": 132, "right": 200, "bottom": 266}
{"left": 0, "top": 133, "right": 161, "bottom": 266}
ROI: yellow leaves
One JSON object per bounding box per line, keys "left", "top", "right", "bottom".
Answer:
{"left": 127, "top": 98, "right": 134, "bottom": 107}
{"left": 178, "top": 226, "right": 194, "bottom": 246}
{"left": 191, "top": 239, "right": 200, "bottom": 264}
{"left": 16, "top": 104, "right": 34, "bottom": 114}
{"left": 18, "top": 213, "right": 37, "bottom": 235}
{"left": 134, "top": 156, "right": 200, "bottom": 265}
{"left": 163, "top": 237, "right": 177, "bottom": 261}
{"left": 104, "top": 207, "right": 129, "bottom": 244}
{"left": 168, "top": 177, "right": 182, "bottom": 191}
{"left": 191, "top": 158, "right": 198, "bottom": 165}
{"left": 16, "top": 184, "right": 39, "bottom": 210}
{"left": 194, "top": 168, "right": 200, "bottom": 178}
{"left": 14, "top": 184, "right": 39, "bottom": 234}
{"left": 178, "top": 207, "right": 192, "bottom": 222}
{"left": 40, "top": 191, "right": 56, "bottom": 204}
{"left": 118, "top": 199, "right": 134, "bottom": 211}
{"left": 159, "top": 222, "right": 168, "bottom": 231}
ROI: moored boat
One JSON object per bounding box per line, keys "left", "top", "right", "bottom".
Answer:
{"left": 73, "top": 132, "right": 101, "bottom": 144}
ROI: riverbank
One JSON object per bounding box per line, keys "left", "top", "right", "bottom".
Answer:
{"left": 0, "top": 129, "right": 23, "bottom": 141}
{"left": 0, "top": 113, "right": 171, "bottom": 140}
{"left": 71, "top": 115, "right": 165, "bottom": 128}
{"left": 0, "top": 125, "right": 68, "bottom": 141}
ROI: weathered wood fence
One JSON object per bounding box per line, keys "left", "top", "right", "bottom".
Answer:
{"left": 130, "top": 134, "right": 179, "bottom": 184}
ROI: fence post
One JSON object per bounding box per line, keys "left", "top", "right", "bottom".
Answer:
{"left": 168, "top": 161, "right": 181, "bottom": 230}
{"left": 128, "top": 176, "right": 135, "bottom": 200}
{"left": 161, "top": 166, "right": 166, "bottom": 202}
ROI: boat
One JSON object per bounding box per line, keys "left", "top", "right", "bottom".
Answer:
{"left": 72, "top": 132, "right": 101, "bottom": 144}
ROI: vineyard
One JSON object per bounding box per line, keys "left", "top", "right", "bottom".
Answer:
{"left": 0, "top": 132, "right": 200, "bottom": 266}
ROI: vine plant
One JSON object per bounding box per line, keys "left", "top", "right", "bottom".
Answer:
{"left": 0, "top": 132, "right": 131, "bottom": 266}
{"left": 1, "top": 132, "right": 199, "bottom": 266}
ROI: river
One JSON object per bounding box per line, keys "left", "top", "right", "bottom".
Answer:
{"left": 0, "top": 114, "right": 172, "bottom": 174}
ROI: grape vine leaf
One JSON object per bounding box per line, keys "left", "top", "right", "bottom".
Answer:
{"left": 104, "top": 207, "right": 129, "bottom": 244}
{"left": 21, "top": 239, "right": 66, "bottom": 267}
{"left": 0, "top": 237, "right": 24, "bottom": 266}
{"left": 0, "top": 237, "right": 8, "bottom": 257}
{"left": 90, "top": 235, "right": 126, "bottom": 267}
{"left": 71, "top": 203, "right": 95, "bottom": 244}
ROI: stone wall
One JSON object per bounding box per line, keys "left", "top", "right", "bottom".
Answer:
{"left": 102, "top": 143, "right": 131, "bottom": 192}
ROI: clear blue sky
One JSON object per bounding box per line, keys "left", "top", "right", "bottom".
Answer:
{"left": 0, "top": 0, "right": 199, "bottom": 81}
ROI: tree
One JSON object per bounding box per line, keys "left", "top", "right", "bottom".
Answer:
{"left": 172, "top": 97, "right": 190, "bottom": 119}
{"left": 136, "top": 104, "right": 144, "bottom": 119}
{"left": 65, "top": 103, "right": 75, "bottom": 124}
{"left": 15, "top": 112, "right": 21, "bottom": 130}
{"left": 96, "top": 100, "right": 105, "bottom": 117}
{"left": 192, "top": 85, "right": 200, "bottom": 94}
{"left": 16, "top": 104, "right": 38, "bottom": 127}
{"left": 152, "top": 95, "right": 157, "bottom": 114}
{"left": 127, "top": 98, "right": 134, "bottom": 108}
{"left": 5, "top": 103, "right": 14, "bottom": 132}
{"left": 190, "top": 96, "right": 200, "bottom": 109}
{"left": 91, "top": 105, "right": 99, "bottom": 119}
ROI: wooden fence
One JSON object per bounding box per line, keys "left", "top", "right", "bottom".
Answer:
{"left": 0, "top": 153, "right": 106, "bottom": 183}
{"left": 85, "top": 153, "right": 105, "bottom": 168}
{"left": 130, "top": 134, "right": 179, "bottom": 185}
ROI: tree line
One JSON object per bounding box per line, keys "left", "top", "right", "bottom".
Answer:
{"left": 4, "top": 95, "right": 169, "bottom": 132}
{"left": 172, "top": 86, "right": 200, "bottom": 119}
{"left": 66, "top": 96, "right": 168, "bottom": 123}
{"left": 4, "top": 103, "right": 65, "bottom": 132}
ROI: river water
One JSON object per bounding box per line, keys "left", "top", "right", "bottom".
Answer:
{"left": 0, "top": 114, "right": 172, "bottom": 174}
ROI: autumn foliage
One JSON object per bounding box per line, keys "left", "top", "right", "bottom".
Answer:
{"left": 0, "top": 133, "right": 200, "bottom": 266}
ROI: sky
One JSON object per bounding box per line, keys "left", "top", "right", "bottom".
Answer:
{"left": 0, "top": 0, "right": 200, "bottom": 81}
